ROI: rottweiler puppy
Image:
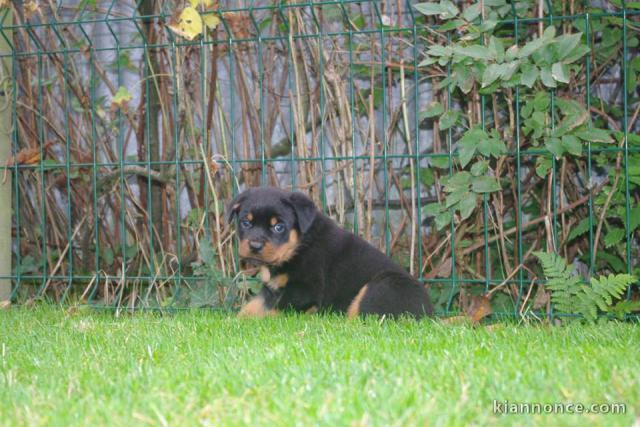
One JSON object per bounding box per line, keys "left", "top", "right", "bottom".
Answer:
{"left": 227, "top": 187, "right": 433, "bottom": 319}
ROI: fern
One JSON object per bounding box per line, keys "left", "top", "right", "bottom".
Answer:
{"left": 533, "top": 251, "right": 581, "bottom": 315}
{"left": 533, "top": 252, "right": 637, "bottom": 322}
{"left": 608, "top": 300, "right": 640, "bottom": 320}
{"left": 577, "top": 274, "right": 636, "bottom": 321}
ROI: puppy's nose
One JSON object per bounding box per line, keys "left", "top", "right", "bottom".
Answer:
{"left": 249, "top": 241, "right": 264, "bottom": 253}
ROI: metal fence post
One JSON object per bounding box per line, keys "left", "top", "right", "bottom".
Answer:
{"left": 0, "top": 7, "right": 12, "bottom": 304}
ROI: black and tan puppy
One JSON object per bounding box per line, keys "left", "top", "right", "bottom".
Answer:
{"left": 227, "top": 187, "right": 433, "bottom": 319}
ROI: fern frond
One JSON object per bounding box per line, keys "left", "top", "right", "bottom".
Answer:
{"left": 576, "top": 274, "right": 636, "bottom": 322}
{"left": 608, "top": 300, "right": 640, "bottom": 319}
{"left": 534, "top": 252, "right": 637, "bottom": 322}
{"left": 590, "top": 274, "right": 635, "bottom": 300}
{"left": 533, "top": 251, "right": 572, "bottom": 282}
{"left": 548, "top": 276, "right": 581, "bottom": 314}
{"left": 534, "top": 251, "right": 582, "bottom": 316}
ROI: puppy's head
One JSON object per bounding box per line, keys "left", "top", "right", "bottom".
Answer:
{"left": 226, "top": 187, "right": 317, "bottom": 265}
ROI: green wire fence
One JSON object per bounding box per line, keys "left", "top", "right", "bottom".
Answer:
{"left": 0, "top": 0, "right": 638, "bottom": 318}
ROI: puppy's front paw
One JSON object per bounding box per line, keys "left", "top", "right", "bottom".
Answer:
{"left": 238, "top": 295, "right": 277, "bottom": 318}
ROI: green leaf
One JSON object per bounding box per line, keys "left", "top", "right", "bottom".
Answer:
{"left": 419, "top": 167, "right": 435, "bottom": 188}
{"left": 488, "top": 36, "right": 505, "bottom": 63}
{"left": 470, "top": 160, "right": 488, "bottom": 176}
{"left": 626, "top": 206, "right": 640, "bottom": 232}
{"left": 435, "top": 210, "right": 453, "bottom": 230}
{"left": 457, "top": 128, "right": 485, "bottom": 168}
{"left": 545, "top": 137, "right": 565, "bottom": 159}
{"left": 440, "top": 1, "right": 460, "bottom": 19}
{"left": 482, "top": 63, "right": 503, "bottom": 88}
{"left": 112, "top": 52, "right": 138, "bottom": 73}
{"left": 561, "top": 134, "right": 582, "bottom": 156}
{"left": 540, "top": 67, "right": 557, "bottom": 88}
{"left": 413, "top": 3, "right": 445, "bottom": 16}
{"left": 551, "top": 62, "right": 570, "bottom": 83}
{"left": 421, "top": 101, "right": 444, "bottom": 119}
{"left": 111, "top": 86, "right": 132, "bottom": 109}
{"left": 520, "top": 63, "right": 538, "bottom": 88}
{"left": 477, "top": 136, "right": 507, "bottom": 158}
{"left": 446, "top": 190, "right": 468, "bottom": 208}
{"left": 518, "top": 37, "right": 545, "bottom": 58}
{"left": 505, "top": 44, "right": 519, "bottom": 61}
{"left": 535, "top": 156, "right": 552, "bottom": 178}
{"left": 554, "top": 111, "right": 589, "bottom": 137}
{"left": 461, "top": 3, "right": 481, "bottom": 21}
{"left": 453, "top": 45, "right": 491, "bottom": 60}
{"left": 427, "top": 45, "right": 452, "bottom": 57}
{"left": 562, "top": 44, "right": 591, "bottom": 64}
{"left": 533, "top": 92, "right": 550, "bottom": 111}
{"left": 454, "top": 64, "right": 474, "bottom": 94}
{"left": 555, "top": 33, "right": 583, "bottom": 60}
{"left": 352, "top": 15, "right": 366, "bottom": 30}
{"left": 414, "top": 1, "right": 458, "bottom": 19}
{"left": 574, "top": 128, "right": 614, "bottom": 143}
{"left": 444, "top": 171, "right": 471, "bottom": 193}
{"left": 478, "top": 19, "right": 497, "bottom": 33}
{"left": 430, "top": 156, "right": 450, "bottom": 169}
{"left": 597, "top": 252, "right": 627, "bottom": 273}
{"left": 543, "top": 25, "right": 556, "bottom": 39}
{"left": 567, "top": 217, "right": 590, "bottom": 242}
{"left": 458, "top": 192, "right": 477, "bottom": 220}
{"left": 458, "top": 141, "right": 476, "bottom": 168}
{"left": 439, "top": 19, "right": 466, "bottom": 31}
{"left": 556, "top": 98, "right": 587, "bottom": 118}
{"left": 125, "top": 244, "right": 138, "bottom": 259}
{"left": 604, "top": 228, "right": 625, "bottom": 248}
{"left": 471, "top": 176, "right": 501, "bottom": 193}
{"left": 439, "top": 110, "right": 459, "bottom": 130}
{"left": 526, "top": 111, "right": 547, "bottom": 138}
{"left": 500, "top": 61, "right": 520, "bottom": 81}
{"left": 423, "top": 202, "right": 444, "bottom": 217}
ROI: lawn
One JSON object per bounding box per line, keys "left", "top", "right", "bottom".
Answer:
{"left": 0, "top": 308, "right": 638, "bottom": 426}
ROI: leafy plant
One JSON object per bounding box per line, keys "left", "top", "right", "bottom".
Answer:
{"left": 412, "top": 0, "right": 639, "bottom": 319}
{"left": 189, "top": 238, "right": 236, "bottom": 308}
{"left": 534, "top": 251, "right": 638, "bottom": 322}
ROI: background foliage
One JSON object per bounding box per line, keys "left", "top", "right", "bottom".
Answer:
{"left": 1, "top": 0, "right": 638, "bottom": 318}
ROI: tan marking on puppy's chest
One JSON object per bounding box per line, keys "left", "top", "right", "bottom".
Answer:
{"left": 260, "top": 266, "right": 288, "bottom": 291}
{"left": 268, "top": 274, "right": 288, "bottom": 290}
{"left": 260, "top": 265, "right": 289, "bottom": 291}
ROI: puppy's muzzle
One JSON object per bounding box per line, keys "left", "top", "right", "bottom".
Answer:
{"left": 249, "top": 240, "right": 264, "bottom": 254}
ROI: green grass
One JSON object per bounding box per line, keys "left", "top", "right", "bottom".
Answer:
{"left": 0, "top": 308, "right": 638, "bottom": 426}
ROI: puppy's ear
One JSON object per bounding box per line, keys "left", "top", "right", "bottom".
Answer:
{"left": 288, "top": 192, "right": 317, "bottom": 234}
{"left": 225, "top": 191, "right": 247, "bottom": 225}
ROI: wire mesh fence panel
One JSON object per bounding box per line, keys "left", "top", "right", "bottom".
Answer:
{"left": 0, "top": 0, "right": 638, "bottom": 318}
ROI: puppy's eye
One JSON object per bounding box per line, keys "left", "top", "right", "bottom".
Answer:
{"left": 240, "top": 219, "right": 252, "bottom": 229}
{"left": 273, "top": 223, "right": 286, "bottom": 234}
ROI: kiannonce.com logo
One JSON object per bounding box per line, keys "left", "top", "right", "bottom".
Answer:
{"left": 493, "top": 400, "right": 627, "bottom": 415}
